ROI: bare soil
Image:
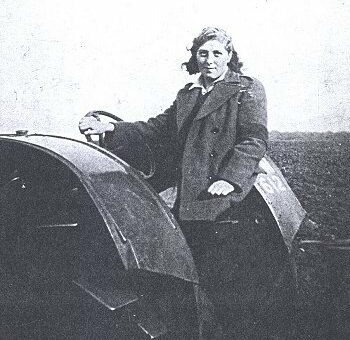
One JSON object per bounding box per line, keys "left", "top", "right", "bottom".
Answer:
{"left": 269, "top": 137, "right": 350, "bottom": 339}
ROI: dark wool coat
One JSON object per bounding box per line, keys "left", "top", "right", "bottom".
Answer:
{"left": 108, "top": 70, "right": 268, "bottom": 221}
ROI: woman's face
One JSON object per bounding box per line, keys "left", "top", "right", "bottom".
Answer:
{"left": 196, "top": 39, "right": 232, "bottom": 82}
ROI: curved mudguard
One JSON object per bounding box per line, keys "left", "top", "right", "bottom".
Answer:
{"left": 0, "top": 134, "right": 304, "bottom": 266}
{"left": 0, "top": 134, "right": 198, "bottom": 284}
{"left": 255, "top": 155, "right": 306, "bottom": 251}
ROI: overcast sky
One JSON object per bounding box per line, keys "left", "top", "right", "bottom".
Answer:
{"left": 1, "top": 0, "right": 349, "bottom": 138}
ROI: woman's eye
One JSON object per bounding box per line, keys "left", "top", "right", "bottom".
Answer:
{"left": 214, "top": 51, "right": 222, "bottom": 57}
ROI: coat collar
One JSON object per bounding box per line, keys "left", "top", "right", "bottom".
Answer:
{"left": 177, "top": 70, "right": 242, "bottom": 130}
{"left": 188, "top": 68, "right": 228, "bottom": 94}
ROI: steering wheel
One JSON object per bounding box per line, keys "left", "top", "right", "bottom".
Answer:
{"left": 82, "top": 111, "right": 155, "bottom": 180}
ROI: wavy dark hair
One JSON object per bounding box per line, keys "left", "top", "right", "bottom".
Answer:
{"left": 183, "top": 27, "right": 243, "bottom": 75}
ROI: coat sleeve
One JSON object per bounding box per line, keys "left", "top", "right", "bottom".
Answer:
{"left": 104, "top": 101, "right": 178, "bottom": 188}
{"left": 217, "top": 78, "right": 268, "bottom": 192}
{"left": 104, "top": 101, "right": 177, "bottom": 150}
{"left": 133, "top": 101, "right": 177, "bottom": 146}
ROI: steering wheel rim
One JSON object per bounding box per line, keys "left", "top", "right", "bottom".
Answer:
{"left": 83, "top": 110, "right": 155, "bottom": 180}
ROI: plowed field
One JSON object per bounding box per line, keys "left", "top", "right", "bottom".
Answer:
{"left": 269, "top": 138, "right": 350, "bottom": 339}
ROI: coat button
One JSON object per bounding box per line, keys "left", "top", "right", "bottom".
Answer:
{"left": 208, "top": 176, "right": 213, "bottom": 180}
{"left": 209, "top": 151, "right": 217, "bottom": 158}
{"left": 211, "top": 127, "right": 219, "bottom": 134}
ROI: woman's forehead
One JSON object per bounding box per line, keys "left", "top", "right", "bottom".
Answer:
{"left": 197, "top": 39, "right": 227, "bottom": 51}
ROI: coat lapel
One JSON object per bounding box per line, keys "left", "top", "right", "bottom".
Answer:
{"left": 195, "top": 71, "right": 241, "bottom": 121}
{"left": 176, "top": 87, "right": 201, "bottom": 131}
{"left": 176, "top": 71, "right": 243, "bottom": 129}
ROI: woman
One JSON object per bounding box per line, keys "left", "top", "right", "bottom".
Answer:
{"left": 79, "top": 27, "right": 294, "bottom": 339}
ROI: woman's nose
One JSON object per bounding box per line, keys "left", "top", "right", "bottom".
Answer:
{"left": 206, "top": 54, "right": 214, "bottom": 64}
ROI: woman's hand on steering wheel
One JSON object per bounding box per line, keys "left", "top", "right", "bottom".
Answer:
{"left": 78, "top": 110, "right": 156, "bottom": 180}
{"left": 79, "top": 116, "right": 115, "bottom": 135}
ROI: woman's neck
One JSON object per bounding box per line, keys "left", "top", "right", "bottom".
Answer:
{"left": 202, "top": 77, "right": 215, "bottom": 89}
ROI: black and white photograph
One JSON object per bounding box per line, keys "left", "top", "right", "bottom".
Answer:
{"left": 0, "top": 0, "right": 349, "bottom": 339}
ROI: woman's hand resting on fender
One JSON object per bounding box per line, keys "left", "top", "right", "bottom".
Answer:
{"left": 208, "top": 180, "right": 235, "bottom": 196}
{"left": 79, "top": 116, "right": 115, "bottom": 135}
